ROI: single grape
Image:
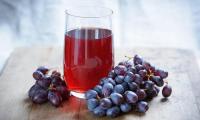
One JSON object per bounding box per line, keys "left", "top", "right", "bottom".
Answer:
{"left": 93, "top": 106, "right": 106, "bottom": 117}
{"left": 127, "top": 66, "right": 137, "bottom": 74}
{"left": 36, "top": 66, "right": 49, "bottom": 74}
{"left": 56, "top": 85, "right": 69, "bottom": 100}
{"left": 144, "top": 81, "right": 154, "bottom": 91}
{"left": 103, "top": 78, "right": 116, "bottom": 86}
{"left": 114, "top": 65, "right": 127, "bottom": 75}
{"left": 106, "top": 106, "right": 120, "bottom": 117}
{"left": 151, "top": 76, "right": 164, "bottom": 87}
{"left": 120, "top": 103, "right": 132, "bottom": 113}
{"left": 108, "top": 70, "right": 117, "bottom": 79}
{"left": 51, "top": 76, "right": 62, "bottom": 86}
{"left": 99, "top": 98, "right": 112, "bottom": 109}
{"left": 146, "top": 87, "right": 158, "bottom": 98}
{"left": 110, "top": 93, "right": 124, "bottom": 105}
{"left": 32, "top": 71, "right": 44, "bottom": 80}
{"left": 134, "top": 54, "right": 143, "bottom": 65}
{"left": 102, "top": 83, "right": 113, "bottom": 97}
{"left": 28, "top": 84, "right": 42, "bottom": 99}
{"left": 124, "top": 61, "right": 133, "bottom": 68}
{"left": 138, "top": 69, "right": 147, "bottom": 79}
{"left": 124, "top": 72, "right": 135, "bottom": 83}
{"left": 85, "top": 90, "right": 98, "bottom": 100}
{"left": 36, "top": 76, "right": 51, "bottom": 89}
{"left": 162, "top": 85, "right": 172, "bottom": 97}
{"left": 154, "top": 69, "right": 168, "bottom": 79}
{"left": 128, "top": 82, "right": 138, "bottom": 92}
{"left": 137, "top": 101, "right": 149, "bottom": 113}
{"left": 32, "top": 88, "right": 48, "bottom": 104}
{"left": 48, "top": 90, "right": 62, "bottom": 107}
{"left": 134, "top": 74, "right": 142, "bottom": 85}
{"left": 135, "top": 64, "right": 145, "bottom": 72}
{"left": 121, "top": 82, "right": 129, "bottom": 91}
{"left": 114, "top": 75, "right": 124, "bottom": 84}
{"left": 114, "top": 84, "right": 124, "bottom": 94}
{"left": 87, "top": 98, "right": 99, "bottom": 112}
{"left": 124, "top": 91, "right": 138, "bottom": 104}
{"left": 93, "top": 85, "right": 103, "bottom": 96}
{"left": 142, "top": 61, "right": 151, "bottom": 70}
{"left": 51, "top": 70, "right": 61, "bottom": 77}
{"left": 136, "top": 89, "right": 146, "bottom": 101}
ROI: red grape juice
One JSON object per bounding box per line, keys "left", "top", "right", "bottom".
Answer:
{"left": 64, "top": 28, "right": 113, "bottom": 92}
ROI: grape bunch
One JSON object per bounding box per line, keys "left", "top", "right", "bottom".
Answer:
{"left": 85, "top": 55, "right": 172, "bottom": 117}
{"left": 28, "top": 66, "right": 69, "bottom": 107}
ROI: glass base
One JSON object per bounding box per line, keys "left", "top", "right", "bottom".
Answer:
{"left": 70, "top": 91, "right": 85, "bottom": 99}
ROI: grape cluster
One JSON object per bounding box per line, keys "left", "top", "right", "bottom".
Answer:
{"left": 28, "top": 66, "right": 69, "bottom": 107}
{"left": 85, "top": 55, "right": 172, "bottom": 117}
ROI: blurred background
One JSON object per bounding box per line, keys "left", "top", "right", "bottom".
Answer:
{"left": 0, "top": 0, "right": 200, "bottom": 71}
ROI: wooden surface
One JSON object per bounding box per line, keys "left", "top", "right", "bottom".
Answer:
{"left": 0, "top": 47, "right": 200, "bottom": 120}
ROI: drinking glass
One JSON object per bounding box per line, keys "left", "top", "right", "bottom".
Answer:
{"left": 64, "top": 6, "right": 114, "bottom": 98}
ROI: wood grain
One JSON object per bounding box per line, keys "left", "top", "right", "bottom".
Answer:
{"left": 0, "top": 47, "right": 200, "bottom": 120}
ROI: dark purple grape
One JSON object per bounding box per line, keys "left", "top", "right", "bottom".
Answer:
{"left": 124, "top": 91, "right": 138, "bottom": 104}
{"left": 108, "top": 70, "right": 117, "bottom": 79}
{"left": 51, "top": 77, "right": 62, "bottom": 86}
{"left": 136, "top": 89, "right": 146, "bottom": 101}
{"left": 32, "top": 88, "right": 48, "bottom": 104}
{"left": 155, "top": 69, "right": 168, "bottom": 79}
{"left": 162, "top": 85, "right": 172, "bottom": 97}
{"left": 138, "top": 69, "right": 147, "bottom": 79}
{"left": 106, "top": 106, "right": 120, "bottom": 117}
{"left": 121, "top": 82, "right": 129, "bottom": 91}
{"left": 146, "top": 87, "right": 158, "bottom": 98}
{"left": 124, "top": 72, "right": 135, "bottom": 83}
{"left": 120, "top": 103, "right": 132, "bottom": 113}
{"left": 134, "top": 54, "right": 143, "bottom": 65}
{"left": 93, "top": 106, "right": 106, "bottom": 117}
{"left": 87, "top": 98, "right": 99, "bottom": 111}
{"left": 56, "top": 85, "right": 69, "bottom": 100}
{"left": 151, "top": 76, "right": 164, "bottom": 87}
{"left": 36, "top": 66, "right": 49, "bottom": 74}
{"left": 100, "top": 98, "right": 112, "bottom": 109}
{"left": 142, "top": 61, "right": 151, "bottom": 70}
{"left": 114, "top": 75, "right": 124, "bottom": 84}
{"left": 51, "top": 70, "right": 61, "bottom": 77}
{"left": 33, "top": 71, "right": 44, "bottom": 80}
{"left": 137, "top": 101, "right": 149, "bottom": 113}
{"left": 85, "top": 90, "right": 98, "bottom": 100}
{"left": 135, "top": 64, "right": 145, "bottom": 72}
{"left": 93, "top": 85, "right": 102, "bottom": 96}
{"left": 144, "top": 81, "right": 154, "bottom": 91}
{"left": 128, "top": 82, "right": 138, "bottom": 92}
{"left": 110, "top": 93, "right": 124, "bottom": 105}
{"left": 134, "top": 74, "right": 142, "bottom": 85}
{"left": 48, "top": 90, "right": 62, "bottom": 107}
{"left": 36, "top": 76, "right": 51, "bottom": 89}
{"left": 127, "top": 67, "right": 137, "bottom": 74}
{"left": 28, "top": 84, "right": 42, "bottom": 99}
{"left": 114, "top": 84, "right": 124, "bottom": 94}
{"left": 103, "top": 78, "right": 116, "bottom": 86}
{"left": 114, "top": 65, "right": 127, "bottom": 75}
{"left": 102, "top": 83, "right": 113, "bottom": 97}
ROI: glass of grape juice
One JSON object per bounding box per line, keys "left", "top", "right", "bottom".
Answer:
{"left": 64, "top": 7, "right": 114, "bottom": 98}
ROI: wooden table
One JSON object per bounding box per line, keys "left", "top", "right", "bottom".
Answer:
{"left": 0, "top": 47, "right": 200, "bottom": 120}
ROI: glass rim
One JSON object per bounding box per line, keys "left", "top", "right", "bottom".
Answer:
{"left": 65, "top": 6, "right": 113, "bottom": 18}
